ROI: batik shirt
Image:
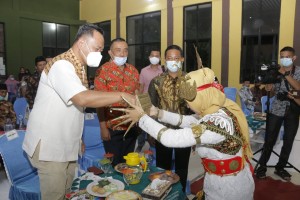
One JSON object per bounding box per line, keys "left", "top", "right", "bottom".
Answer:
{"left": 0, "top": 100, "right": 16, "bottom": 130}
{"left": 148, "top": 72, "right": 190, "bottom": 127}
{"left": 239, "top": 86, "right": 255, "bottom": 111}
{"left": 94, "top": 61, "right": 139, "bottom": 130}
{"left": 271, "top": 66, "right": 300, "bottom": 116}
{"left": 25, "top": 71, "right": 41, "bottom": 109}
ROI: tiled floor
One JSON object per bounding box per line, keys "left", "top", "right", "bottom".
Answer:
{"left": 1, "top": 141, "right": 299, "bottom": 200}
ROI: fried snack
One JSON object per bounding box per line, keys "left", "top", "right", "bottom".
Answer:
{"left": 92, "top": 185, "right": 99, "bottom": 193}
{"left": 92, "top": 185, "right": 106, "bottom": 194}
{"left": 96, "top": 187, "right": 106, "bottom": 194}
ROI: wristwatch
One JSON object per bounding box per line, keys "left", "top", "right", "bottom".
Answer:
{"left": 284, "top": 71, "right": 291, "bottom": 77}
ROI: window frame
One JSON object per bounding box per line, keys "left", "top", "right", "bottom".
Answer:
{"left": 42, "top": 22, "right": 70, "bottom": 58}
{"left": 183, "top": 3, "right": 212, "bottom": 73}
{"left": 240, "top": 0, "right": 281, "bottom": 83}
{"left": 126, "top": 11, "right": 161, "bottom": 72}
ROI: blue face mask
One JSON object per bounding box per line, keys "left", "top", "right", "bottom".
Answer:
{"left": 113, "top": 56, "right": 127, "bottom": 66}
{"left": 280, "top": 58, "right": 293, "bottom": 67}
{"left": 0, "top": 96, "right": 5, "bottom": 101}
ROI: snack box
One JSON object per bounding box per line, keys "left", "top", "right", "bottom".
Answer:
{"left": 141, "top": 180, "right": 172, "bottom": 200}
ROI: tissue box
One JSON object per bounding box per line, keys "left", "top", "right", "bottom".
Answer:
{"left": 141, "top": 180, "right": 172, "bottom": 200}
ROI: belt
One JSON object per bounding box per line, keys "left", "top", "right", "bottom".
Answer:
{"left": 202, "top": 156, "right": 243, "bottom": 176}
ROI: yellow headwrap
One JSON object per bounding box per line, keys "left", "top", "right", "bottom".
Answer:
{"left": 181, "top": 68, "right": 252, "bottom": 159}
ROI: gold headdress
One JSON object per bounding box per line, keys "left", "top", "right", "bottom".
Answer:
{"left": 179, "top": 68, "right": 252, "bottom": 159}
{"left": 178, "top": 75, "right": 197, "bottom": 101}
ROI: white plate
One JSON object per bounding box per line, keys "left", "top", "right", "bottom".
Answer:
{"left": 86, "top": 179, "right": 125, "bottom": 197}
{"left": 106, "top": 190, "right": 142, "bottom": 200}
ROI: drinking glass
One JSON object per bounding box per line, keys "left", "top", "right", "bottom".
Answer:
{"left": 104, "top": 152, "right": 114, "bottom": 174}
{"left": 100, "top": 160, "right": 111, "bottom": 180}
{"left": 144, "top": 150, "right": 153, "bottom": 172}
{"left": 18, "top": 115, "right": 25, "bottom": 130}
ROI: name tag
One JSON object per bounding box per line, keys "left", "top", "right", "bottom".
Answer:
{"left": 6, "top": 129, "right": 19, "bottom": 141}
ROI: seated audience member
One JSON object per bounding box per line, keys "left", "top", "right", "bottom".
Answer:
{"left": 0, "top": 83, "right": 17, "bottom": 130}
{"left": 4, "top": 75, "right": 19, "bottom": 103}
{"left": 19, "top": 73, "right": 30, "bottom": 97}
{"left": 18, "top": 67, "right": 26, "bottom": 81}
{"left": 25, "top": 56, "right": 47, "bottom": 109}
{"left": 250, "top": 80, "right": 267, "bottom": 112}
{"left": 239, "top": 79, "right": 256, "bottom": 112}
{"left": 120, "top": 67, "right": 254, "bottom": 200}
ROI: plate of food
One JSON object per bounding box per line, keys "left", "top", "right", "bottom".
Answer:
{"left": 114, "top": 163, "right": 129, "bottom": 173}
{"left": 105, "top": 190, "right": 142, "bottom": 200}
{"left": 148, "top": 170, "right": 180, "bottom": 184}
{"left": 86, "top": 179, "right": 125, "bottom": 197}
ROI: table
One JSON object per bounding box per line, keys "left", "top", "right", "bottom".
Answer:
{"left": 70, "top": 166, "right": 185, "bottom": 200}
{"left": 246, "top": 114, "right": 266, "bottom": 135}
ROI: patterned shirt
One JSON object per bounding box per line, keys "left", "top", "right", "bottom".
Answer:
{"left": 94, "top": 61, "right": 139, "bottom": 130}
{"left": 0, "top": 100, "right": 16, "bottom": 130}
{"left": 271, "top": 66, "right": 300, "bottom": 116}
{"left": 25, "top": 71, "right": 41, "bottom": 109}
{"left": 239, "top": 86, "right": 254, "bottom": 111}
{"left": 148, "top": 72, "right": 190, "bottom": 127}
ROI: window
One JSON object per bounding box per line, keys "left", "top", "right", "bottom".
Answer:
{"left": 240, "top": 0, "right": 281, "bottom": 83}
{"left": 43, "top": 22, "right": 70, "bottom": 58}
{"left": 127, "top": 12, "right": 161, "bottom": 72}
{"left": 0, "top": 23, "right": 6, "bottom": 76}
{"left": 184, "top": 3, "right": 212, "bottom": 72}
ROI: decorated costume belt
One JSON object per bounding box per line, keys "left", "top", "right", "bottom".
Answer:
{"left": 201, "top": 156, "right": 243, "bottom": 176}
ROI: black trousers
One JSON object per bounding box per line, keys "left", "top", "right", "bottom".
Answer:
{"left": 156, "top": 141, "right": 191, "bottom": 192}
{"left": 258, "top": 110, "right": 299, "bottom": 170}
{"left": 103, "top": 127, "right": 138, "bottom": 167}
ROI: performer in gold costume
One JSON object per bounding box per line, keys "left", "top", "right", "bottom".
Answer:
{"left": 115, "top": 67, "right": 254, "bottom": 200}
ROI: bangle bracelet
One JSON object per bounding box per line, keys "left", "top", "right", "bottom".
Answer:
{"left": 176, "top": 114, "right": 183, "bottom": 126}
{"left": 157, "top": 127, "right": 168, "bottom": 143}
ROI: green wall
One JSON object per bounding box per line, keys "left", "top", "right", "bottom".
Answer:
{"left": 0, "top": 0, "right": 85, "bottom": 77}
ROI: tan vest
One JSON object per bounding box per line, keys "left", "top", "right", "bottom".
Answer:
{"left": 44, "top": 49, "right": 89, "bottom": 88}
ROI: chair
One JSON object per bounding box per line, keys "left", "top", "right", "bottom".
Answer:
{"left": 0, "top": 131, "right": 41, "bottom": 200}
{"left": 79, "top": 113, "right": 105, "bottom": 172}
{"left": 224, "top": 87, "right": 237, "bottom": 102}
{"left": 13, "top": 97, "right": 29, "bottom": 126}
